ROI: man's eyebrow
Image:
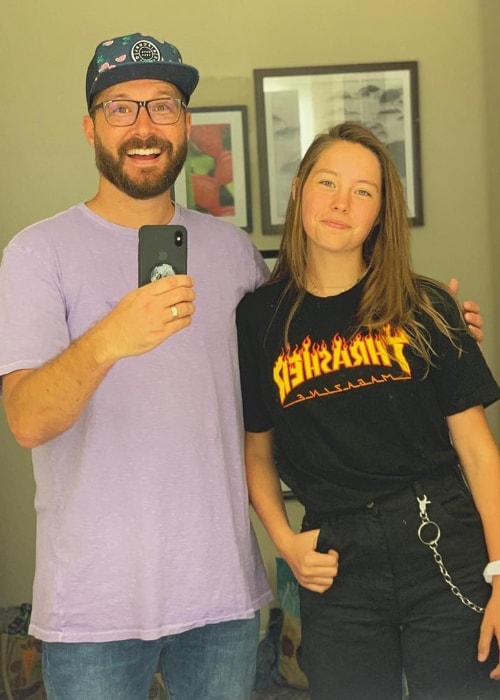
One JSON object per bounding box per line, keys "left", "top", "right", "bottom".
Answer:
{"left": 105, "top": 89, "right": 180, "bottom": 100}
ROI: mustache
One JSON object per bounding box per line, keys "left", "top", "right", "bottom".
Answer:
{"left": 118, "top": 136, "right": 174, "bottom": 156}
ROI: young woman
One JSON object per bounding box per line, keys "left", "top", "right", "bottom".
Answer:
{"left": 237, "top": 122, "right": 500, "bottom": 700}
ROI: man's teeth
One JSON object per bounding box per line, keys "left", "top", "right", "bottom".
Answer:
{"left": 127, "top": 148, "right": 161, "bottom": 156}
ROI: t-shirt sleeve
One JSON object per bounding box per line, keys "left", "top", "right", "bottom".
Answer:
{"left": 236, "top": 292, "right": 274, "bottom": 433}
{"left": 252, "top": 246, "right": 271, "bottom": 289}
{"left": 426, "top": 288, "right": 500, "bottom": 416}
{"left": 0, "top": 236, "right": 69, "bottom": 384}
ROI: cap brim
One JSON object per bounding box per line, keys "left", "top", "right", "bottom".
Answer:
{"left": 87, "top": 62, "right": 199, "bottom": 109}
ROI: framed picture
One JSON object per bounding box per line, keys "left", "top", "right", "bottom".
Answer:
{"left": 261, "top": 248, "right": 278, "bottom": 272}
{"left": 254, "top": 61, "right": 423, "bottom": 235}
{"left": 281, "top": 481, "right": 295, "bottom": 500}
{"left": 173, "top": 106, "right": 253, "bottom": 232}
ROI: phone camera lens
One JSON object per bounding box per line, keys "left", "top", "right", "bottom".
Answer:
{"left": 175, "top": 231, "right": 183, "bottom": 247}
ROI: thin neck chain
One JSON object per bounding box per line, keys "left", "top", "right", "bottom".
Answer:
{"left": 308, "top": 269, "right": 367, "bottom": 294}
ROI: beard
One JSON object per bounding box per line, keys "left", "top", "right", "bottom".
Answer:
{"left": 94, "top": 133, "right": 188, "bottom": 200}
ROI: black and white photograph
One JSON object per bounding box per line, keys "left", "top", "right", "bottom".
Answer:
{"left": 255, "top": 61, "right": 423, "bottom": 234}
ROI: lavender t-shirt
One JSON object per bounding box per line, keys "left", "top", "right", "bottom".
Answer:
{"left": 0, "top": 203, "right": 272, "bottom": 642}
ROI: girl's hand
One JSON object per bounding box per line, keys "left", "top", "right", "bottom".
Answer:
{"left": 282, "top": 530, "right": 338, "bottom": 593}
{"left": 477, "top": 585, "right": 500, "bottom": 679}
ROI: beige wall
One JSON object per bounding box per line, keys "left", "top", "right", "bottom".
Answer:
{"left": 1, "top": 1, "right": 499, "bottom": 616}
{"left": 483, "top": 0, "right": 500, "bottom": 419}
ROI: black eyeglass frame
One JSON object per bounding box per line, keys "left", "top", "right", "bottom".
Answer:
{"left": 89, "top": 98, "right": 187, "bottom": 126}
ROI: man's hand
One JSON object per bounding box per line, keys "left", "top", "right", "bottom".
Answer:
{"left": 448, "top": 278, "right": 484, "bottom": 343}
{"left": 2, "top": 275, "right": 196, "bottom": 448}
{"left": 94, "top": 274, "right": 196, "bottom": 363}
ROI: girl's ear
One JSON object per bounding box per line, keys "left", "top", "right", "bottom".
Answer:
{"left": 291, "top": 177, "right": 299, "bottom": 201}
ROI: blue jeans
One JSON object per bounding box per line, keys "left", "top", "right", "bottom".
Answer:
{"left": 299, "top": 469, "right": 499, "bottom": 700}
{"left": 42, "top": 614, "right": 260, "bottom": 700}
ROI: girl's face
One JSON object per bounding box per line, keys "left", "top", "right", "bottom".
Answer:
{"left": 300, "top": 140, "right": 382, "bottom": 258}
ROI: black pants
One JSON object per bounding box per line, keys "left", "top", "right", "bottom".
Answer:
{"left": 299, "top": 469, "right": 499, "bottom": 700}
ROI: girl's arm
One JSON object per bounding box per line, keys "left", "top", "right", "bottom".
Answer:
{"left": 245, "top": 429, "right": 338, "bottom": 593}
{"left": 447, "top": 405, "right": 500, "bottom": 679}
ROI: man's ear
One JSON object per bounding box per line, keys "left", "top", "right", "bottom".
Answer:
{"left": 185, "top": 109, "right": 192, "bottom": 139}
{"left": 82, "top": 114, "right": 95, "bottom": 147}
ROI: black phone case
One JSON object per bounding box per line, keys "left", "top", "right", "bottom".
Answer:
{"left": 138, "top": 225, "right": 188, "bottom": 286}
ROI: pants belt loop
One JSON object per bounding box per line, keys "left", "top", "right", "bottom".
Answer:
{"left": 412, "top": 479, "right": 426, "bottom": 500}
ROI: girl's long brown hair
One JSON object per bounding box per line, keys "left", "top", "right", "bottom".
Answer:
{"left": 269, "top": 121, "right": 462, "bottom": 364}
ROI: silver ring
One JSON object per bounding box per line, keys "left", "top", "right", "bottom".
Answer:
{"left": 418, "top": 520, "right": 441, "bottom": 546}
{"left": 171, "top": 304, "right": 179, "bottom": 320}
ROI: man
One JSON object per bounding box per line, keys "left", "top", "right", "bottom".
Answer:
{"left": 0, "top": 33, "right": 271, "bottom": 700}
{"left": 0, "top": 31, "right": 484, "bottom": 700}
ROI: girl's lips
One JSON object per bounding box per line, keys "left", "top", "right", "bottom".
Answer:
{"left": 323, "top": 219, "right": 350, "bottom": 229}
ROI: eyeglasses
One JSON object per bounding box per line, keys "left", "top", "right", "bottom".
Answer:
{"left": 90, "top": 98, "right": 187, "bottom": 126}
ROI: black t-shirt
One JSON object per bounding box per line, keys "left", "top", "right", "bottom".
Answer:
{"left": 236, "top": 278, "right": 500, "bottom": 513}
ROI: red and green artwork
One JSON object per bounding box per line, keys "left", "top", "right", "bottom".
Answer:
{"left": 184, "top": 123, "right": 235, "bottom": 217}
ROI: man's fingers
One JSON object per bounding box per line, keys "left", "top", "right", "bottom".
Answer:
{"left": 447, "top": 277, "right": 459, "bottom": 296}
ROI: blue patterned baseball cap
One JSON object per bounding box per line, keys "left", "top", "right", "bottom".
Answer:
{"left": 86, "top": 33, "right": 199, "bottom": 109}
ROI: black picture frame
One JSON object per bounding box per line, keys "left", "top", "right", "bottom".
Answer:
{"left": 261, "top": 248, "right": 278, "bottom": 272}
{"left": 254, "top": 61, "right": 423, "bottom": 235}
{"left": 173, "top": 105, "right": 253, "bottom": 232}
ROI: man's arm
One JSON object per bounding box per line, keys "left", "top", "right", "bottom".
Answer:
{"left": 3, "top": 275, "right": 195, "bottom": 448}
{"left": 448, "top": 278, "right": 483, "bottom": 343}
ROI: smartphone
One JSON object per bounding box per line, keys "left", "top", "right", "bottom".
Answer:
{"left": 138, "top": 225, "right": 188, "bottom": 287}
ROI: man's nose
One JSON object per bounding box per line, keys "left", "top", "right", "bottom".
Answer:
{"left": 134, "top": 104, "right": 155, "bottom": 131}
